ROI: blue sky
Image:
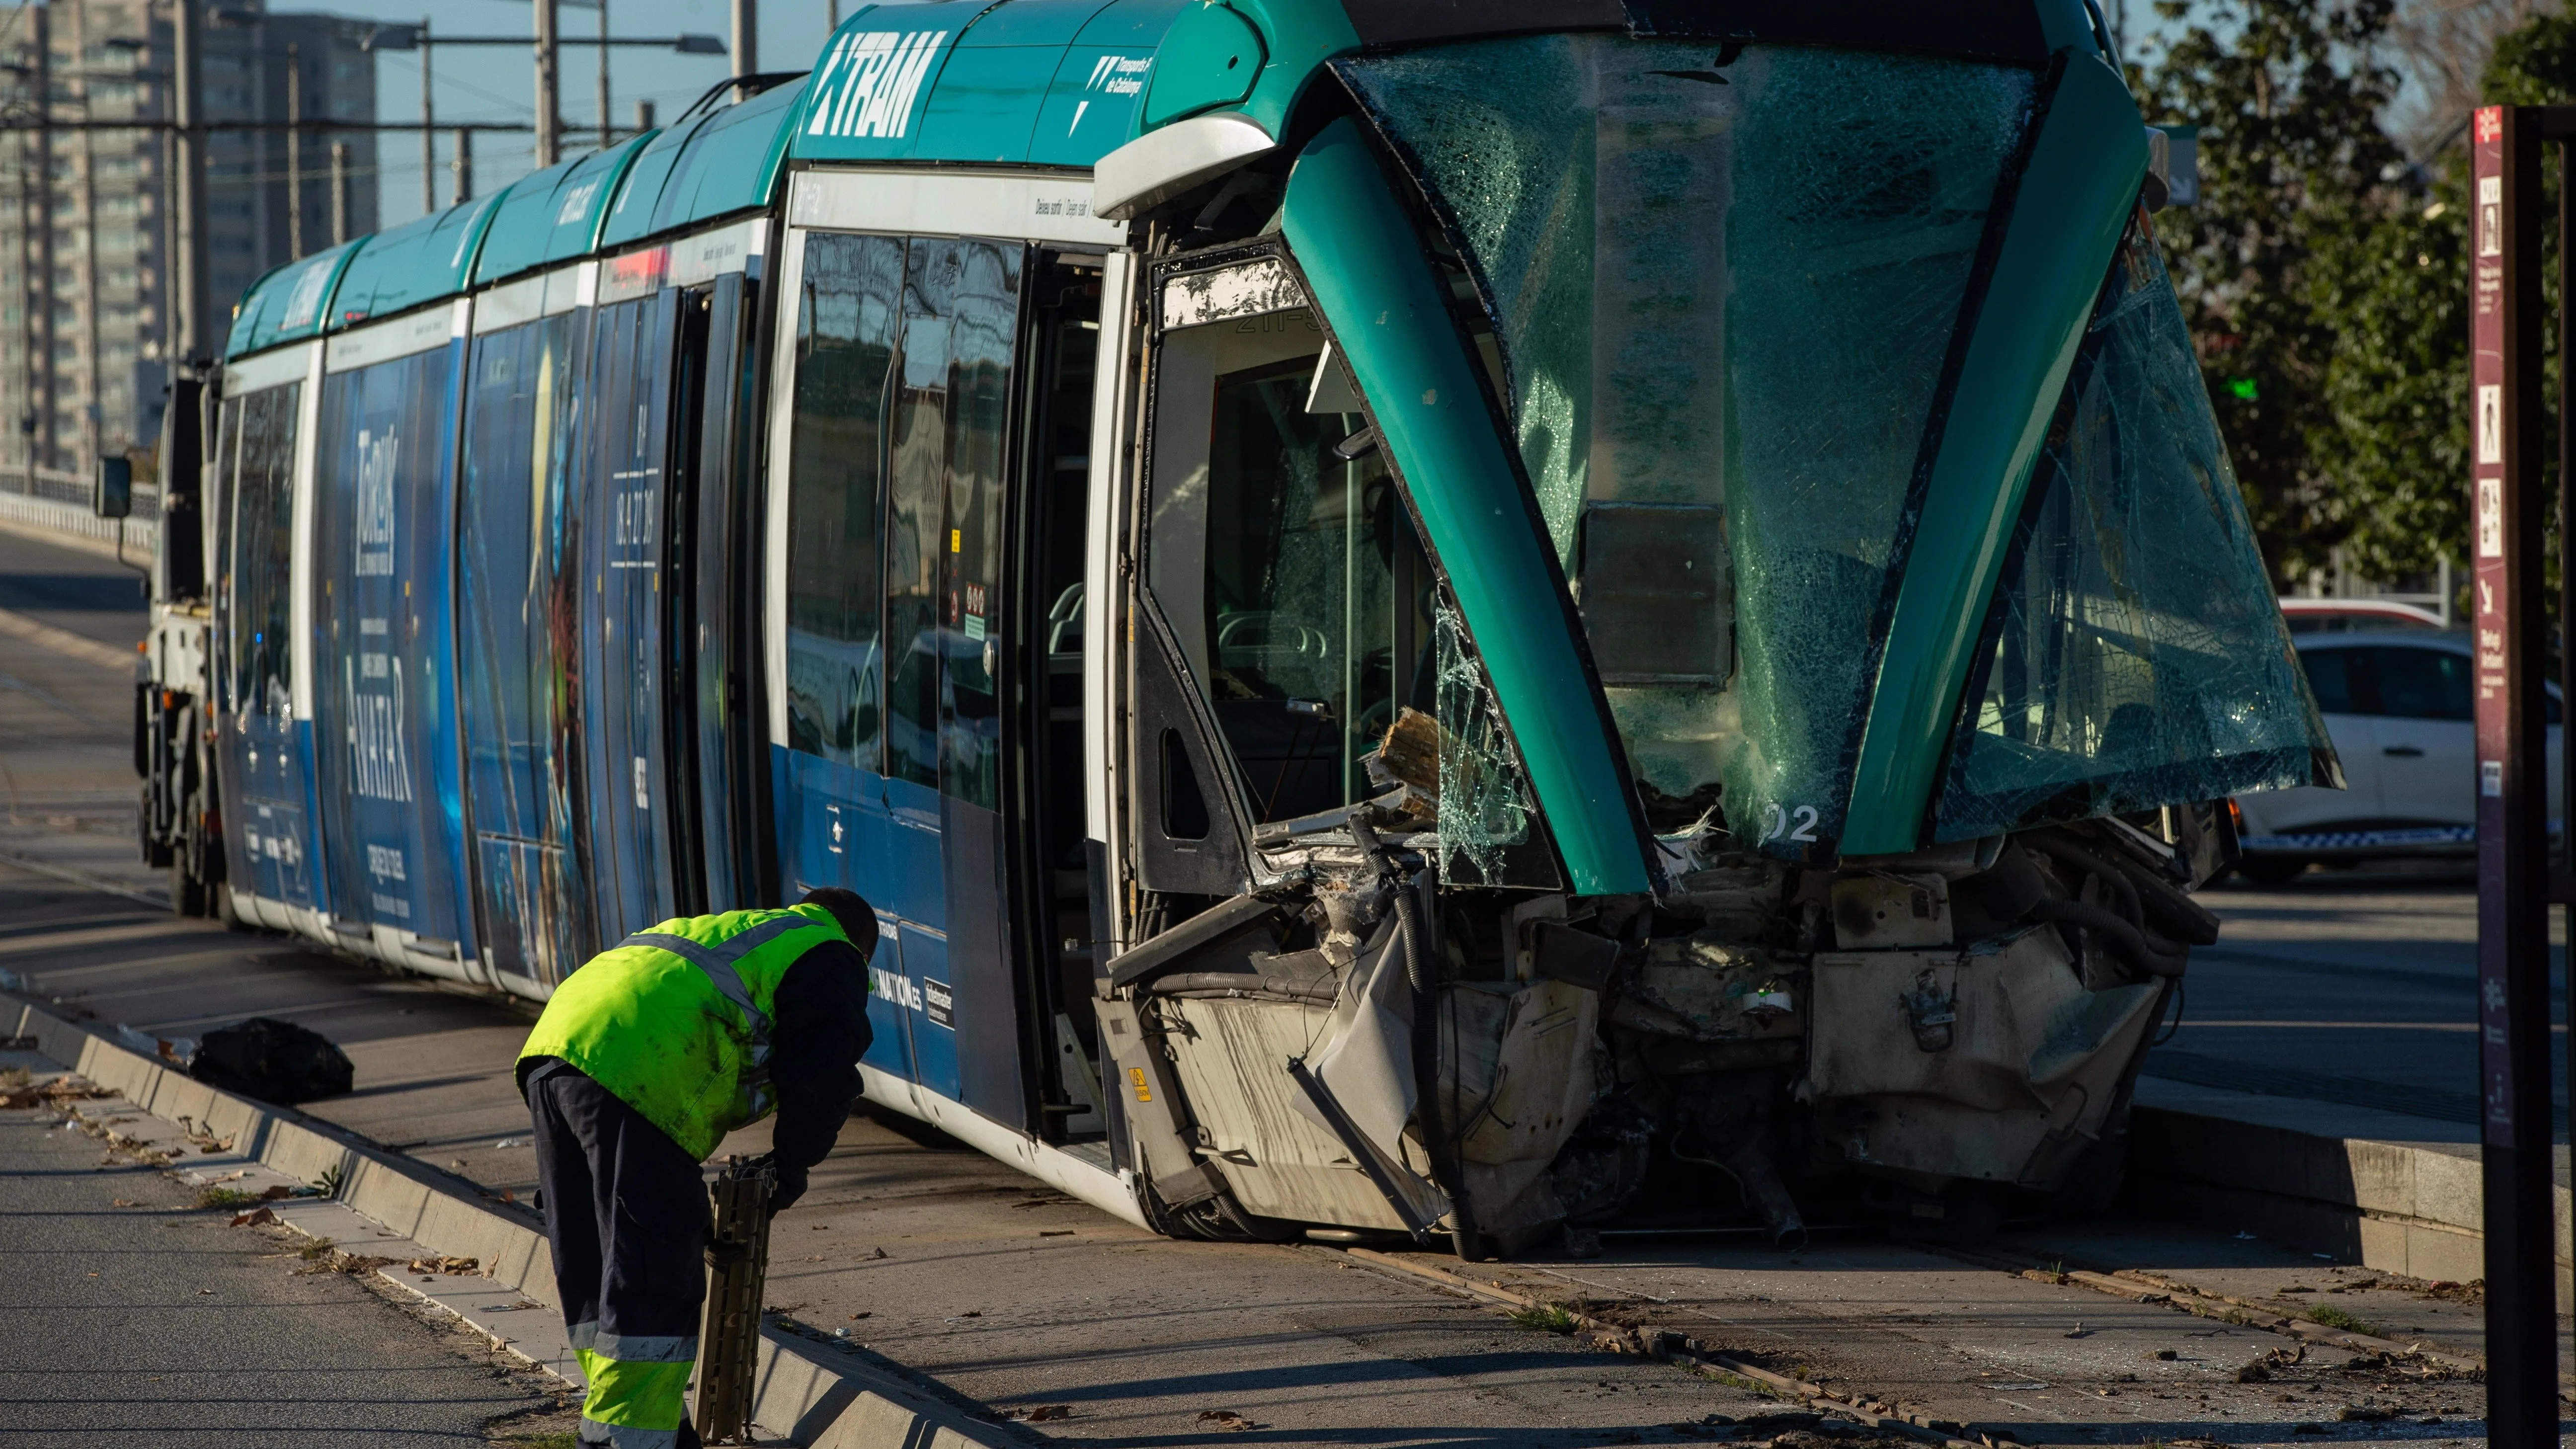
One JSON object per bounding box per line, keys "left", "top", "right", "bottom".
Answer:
{"left": 329, "top": 0, "right": 849, "bottom": 225}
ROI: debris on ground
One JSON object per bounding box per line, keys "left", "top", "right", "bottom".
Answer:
{"left": 2239, "top": 1345, "right": 2305, "bottom": 1382}
{"left": 1000, "top": 1404, "right": 1072, "bottom": 1422}
{"left": 293, "top": 1247, "right": 394, "bottom": 1277}
{"left": 229, "top": 1206, "right": 276, "bottom": 1226}
{"left": 407, "top": 1255, "right": 481, "bottom": 1276}
{"left": 1, "top": 1074, "right": 119, "bottom": 1109}
{"left": 188, "top": 1017, "right": 354, "bottom": 1103}
{"left": 115, "top": 1024, "right": 199, "bottom": 1065}
{"left": 1195, "top": 1410, "right": 1258, "bottom": 1431}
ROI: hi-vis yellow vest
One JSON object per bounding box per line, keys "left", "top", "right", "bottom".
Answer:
{"left": 518, "top": 904, "right": 851, "bottom": 1160}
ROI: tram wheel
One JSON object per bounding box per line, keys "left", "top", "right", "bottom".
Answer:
{"left": 169, "top": 856, "right": 208, "bottom": 917}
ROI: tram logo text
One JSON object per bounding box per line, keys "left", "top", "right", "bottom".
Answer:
{"left": 807, "top": 30, "right": 949, "bottom": 141}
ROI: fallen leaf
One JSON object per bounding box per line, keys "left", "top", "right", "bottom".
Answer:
{"left": 1196, "top": 1410, "right": 1257, "bottom": 1431}
{"left": 230, "top": 1207, "right": 276, "bottom": 1227}
{"left": 406, "top": 1255, "right": 481, "bottom": 1276}
{"left": 111, "top": 1198, "right": 137, "bottom": 1208}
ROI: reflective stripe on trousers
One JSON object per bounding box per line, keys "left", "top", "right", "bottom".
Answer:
{"left": 575, "top": 1346, "right": 695, "bottom": 1445}
{"left": 567, "top": 1321, "right": 700, "bottom": 1362}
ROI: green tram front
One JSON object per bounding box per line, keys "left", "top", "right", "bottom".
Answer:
{"left": 1080, "top": 3, "right": 2328, "bottom": 1250}
{"left": 161, "top": 0, "right": 2334, "bottom": 1256}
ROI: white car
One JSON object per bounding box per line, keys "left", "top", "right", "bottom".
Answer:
{"left": 2233, "top": 632, "right": 2561, "bottom": 883}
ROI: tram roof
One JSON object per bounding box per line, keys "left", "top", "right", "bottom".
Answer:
{"left": 223, "top": 0, "right": 2097, "bottom": 360}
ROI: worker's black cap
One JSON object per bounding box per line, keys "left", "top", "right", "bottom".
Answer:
{"left": 800, "top": 887, "right": 879, "bottom": 963}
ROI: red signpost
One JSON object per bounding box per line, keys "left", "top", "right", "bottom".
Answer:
{"left": 2467, "top": 102, "right": 2568, "bottom": 1449}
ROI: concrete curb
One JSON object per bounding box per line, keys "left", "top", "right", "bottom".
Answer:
{"left": 6, "top": 993, "right": 1023, "bottom": 1449}
{"left": 2131, "top": 1080, "right": 2573, "bottom": 1309}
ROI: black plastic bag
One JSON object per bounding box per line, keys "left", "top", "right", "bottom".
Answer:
{"left": 189, "top": 1017, "right": 354, "bottom": 1104}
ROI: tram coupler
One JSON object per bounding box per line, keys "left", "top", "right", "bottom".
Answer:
{"left": 696, "top": 1153, "right": 777, "bottom": 1444}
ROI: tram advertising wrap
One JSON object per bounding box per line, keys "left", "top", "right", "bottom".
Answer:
{"left": 137, "top": 0, "right": 2335, "bottom": 1252}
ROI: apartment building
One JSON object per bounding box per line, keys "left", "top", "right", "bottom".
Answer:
{"left": 1, "top": 0, "right": 378, "bottom": 485}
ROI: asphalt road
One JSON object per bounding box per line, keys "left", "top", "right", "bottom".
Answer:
{"left": 2173, "top": 872, "right": 2569, "bottom": 1135}
{"left": 0, "top": 1090, "right": 561, "bottom": 1445}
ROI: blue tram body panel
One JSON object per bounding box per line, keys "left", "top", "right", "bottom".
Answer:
{"left": 310, "top": 328, "right": 475, "bottom": 955}
{"left": 772, "top": 745, "right": 916, "bottom": 1083}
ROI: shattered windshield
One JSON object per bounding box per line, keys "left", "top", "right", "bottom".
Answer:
{"left": 1338, "top": 38, "right": 2035, "bottom": 844}
{"left": 1932, "top": 239, "right": 2338, "bottom": 837}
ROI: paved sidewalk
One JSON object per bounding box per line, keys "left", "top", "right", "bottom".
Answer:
{"left": 0, "top": 1089, "right": 564, "bottom": 1445}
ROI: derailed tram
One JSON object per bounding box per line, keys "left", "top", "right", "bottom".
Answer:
{"left": 138, "top": 0, "right": 2338, "bottom": 1256}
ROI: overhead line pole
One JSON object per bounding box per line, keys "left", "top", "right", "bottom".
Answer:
{"left": 284, "top": 42, "right": 301, "bottom": 258}
{"left": 330, "top": 140, "right": 349, "bottom": 246}
{"left": 11, "top": 13, "right": 37, "bottom": 487}
{"left": 31, "top": 1, "right": 54, "bottom": 478}
{"left": 71, "top": 0, "right": 100, "bottom": 471}
{"left": 533, "top": 0, "right": 559, "bottom": 167}
{"left": 732, "top": 0, "right": 754, "bottom": 95}
{"left": 173, "top": 0, "right": 210, "bottom": 366}
{"left": 597, "top": 0, "right": 611, "bottom": 151}
{"left": 419, "top": 16, "right": 434, "bottom": 216}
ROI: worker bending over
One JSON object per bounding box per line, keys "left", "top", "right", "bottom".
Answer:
{"left": 517, "top": 888, "right": 878, "bottom": 1449}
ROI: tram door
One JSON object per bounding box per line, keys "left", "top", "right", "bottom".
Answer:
{"left": 457, "top": 298, "right": 589, "bottom": 987}
{"left": 213, "top": 374, "right": 320, "bottom": 916}
{"left": 579, "top": 284, "right": 682, "bottom": 939}
{"left": 670, "top": 271, "right": 768, "bottom": 916}
{"left": 779, "top": 230, "right": 1103, "bottom": 1134}
{"left": 575, "top": 253, "right": 760, "bottom": 945}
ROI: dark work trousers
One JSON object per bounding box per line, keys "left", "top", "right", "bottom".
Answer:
{"left": 526, "top": 1064, "right": 710, "bottom": 1449}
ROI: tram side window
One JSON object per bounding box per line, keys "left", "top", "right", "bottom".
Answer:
{"left": 786, "top": 234, "right": 903, "bottom": 770}
{"left": 225, "top": 383, "right": 302, "bottom": 720}
{"left": 941, "top": 242, "right": 1022, "bottom": 811}
{"left": 785, "top": 233, "right": 1024, "bottom": 804}
{"left": 881, "top": 238, "right": 1026, "bottom": 799}
{"left": 1148, "top": 310, "right": 1429, "bottom": 823}
{"left": 459, "top": 315, "right": 581, "bottom": 849}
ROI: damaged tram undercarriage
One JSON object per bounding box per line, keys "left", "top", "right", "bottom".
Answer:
{"left": 1103, "top": 759, "right": 2234, "bottom": 1257}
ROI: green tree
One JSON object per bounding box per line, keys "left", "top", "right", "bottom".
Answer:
{"left": 2309, "top": 10, "right": 2576, "bottom": 585}
{"left": 2135, "top": 0, "right": 2404, "bottom": 583}
{"left": 2304, "top": 177, "right": 2465, "bottom": 583}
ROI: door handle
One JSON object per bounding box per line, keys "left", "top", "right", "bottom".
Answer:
{"left": 2382, "top": 745, "right": 2425, "bottom": 757}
